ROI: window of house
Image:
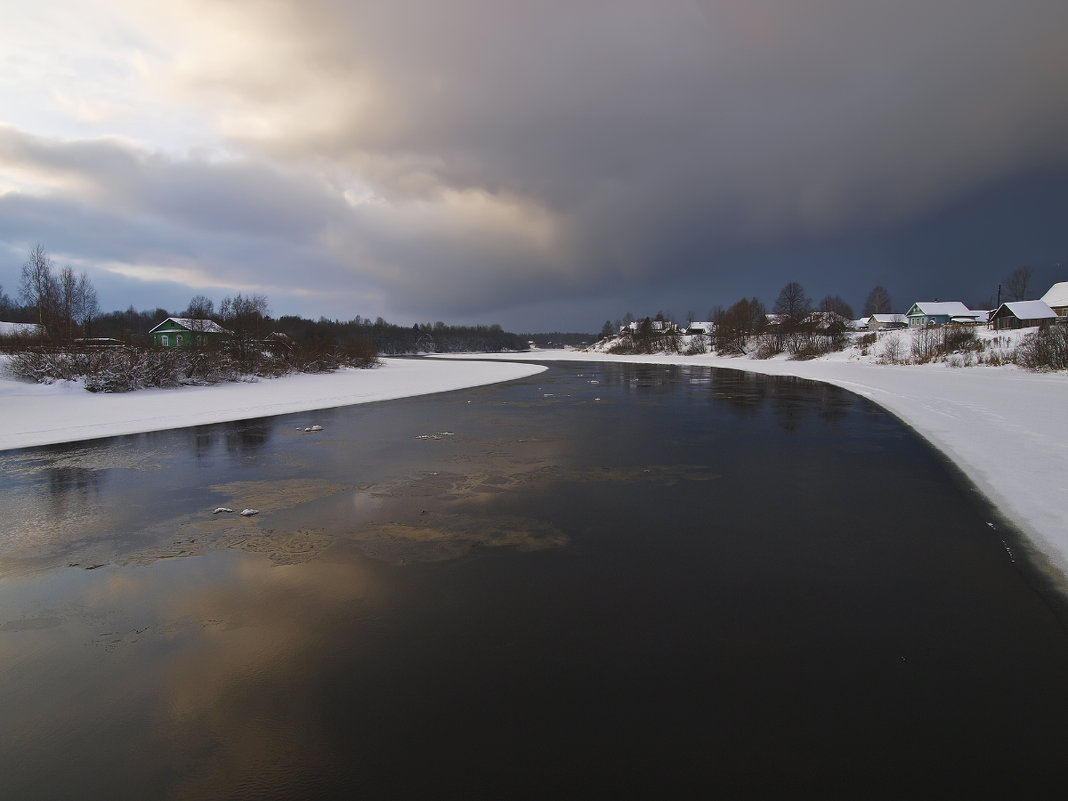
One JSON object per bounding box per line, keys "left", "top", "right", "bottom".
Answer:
{"left": 161, "top": 335, "right": 169, "bottom": 346}
{"left": 177, "top": 334, "right": 184, "bottom": 345}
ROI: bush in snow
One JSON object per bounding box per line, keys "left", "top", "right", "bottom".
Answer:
{"left": 683, "top": 335, "right": 708, "bottom": 355}
{"left": 749, "top": 335, "right": 783, "bottom": 360}
{"left": 877, "top": 333, "right": 907, "bottom": 364}
{"left": 910, "top": 325, "right": 979, "bottom": 364}
{"left": 1015, "top": 325, "right": 1068, "bottom": 371}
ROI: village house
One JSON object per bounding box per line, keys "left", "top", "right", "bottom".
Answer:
{"left": 1040, "top": 281, "right": 1068, "bottom": 318}
{"left": 989, "top": 300, "right": 1059, "bottom": 330}
{"left": 149, "top": 317, "right": 232, "bottom": 348}
{"left": 866, "top": 313, "right": 908, "bottom": 331}
{"left": 906, "top": 301, "right": 985, "bottom": 327}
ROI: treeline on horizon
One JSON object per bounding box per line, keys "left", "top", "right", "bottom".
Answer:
{"left": 0, "top": 301, "right": 533, "bottom": 355}
{"left": 1, "top": 244, "right": 546, "bottom": 390}
{"left": 0, "top": 246, "right": 529, "bottom": 355}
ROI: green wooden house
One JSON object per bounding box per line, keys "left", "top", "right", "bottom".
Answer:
{"left": 149, "top": 317, "right": 232, "bottom": 348}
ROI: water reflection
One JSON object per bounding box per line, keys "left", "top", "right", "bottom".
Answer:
{"left": 187, "top": 418, "right": 274, "bottom": 457}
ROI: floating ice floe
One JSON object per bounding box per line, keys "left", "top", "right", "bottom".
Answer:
{"left": 213, "top": 507, "right": 233, "bottom": 514}
{"left": 240, "top": 508, "right": 260, "bottom": 516}
{"left": 415, "top": 431, "right": 455, "bottom": 440}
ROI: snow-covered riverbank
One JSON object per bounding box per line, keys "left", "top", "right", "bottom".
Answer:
{"left": 0, "top": 357, "right": 546, "bottom": 451}
{"left": 439, "top": 349, "right": 1068, "bottom": 585}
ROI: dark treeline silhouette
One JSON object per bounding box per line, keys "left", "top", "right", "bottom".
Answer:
{"left": 275, "top": 316, "right": 527, "bottom": 355}
{"left": 3, "top": 301, "right": 528, "bottom": 356}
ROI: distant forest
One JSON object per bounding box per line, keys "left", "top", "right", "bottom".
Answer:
{"left": 1, "top": 244, "right": 593, "bottom": 354}
{"left": 1, "top": 301, "right": 534, "bottom": 354}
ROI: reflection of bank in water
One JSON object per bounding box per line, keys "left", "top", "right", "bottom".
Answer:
{"left": 351, "top": 513, "right": 569, "bottom": 564}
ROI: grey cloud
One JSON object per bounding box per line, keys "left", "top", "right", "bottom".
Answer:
{"left": 156, "top": 0, "right": 1068, "bottom": 318}
{"left": 193, "top": 0, "right": 1068, "bottom": 225}
{"left": 0, "top": 126, "right": 574, "bottom": 321}
{"left": 0, "top": 126, "right": 344, "bottom": 241}
{"left": 6, "top": 1, "right": 1068, "bottom": 330}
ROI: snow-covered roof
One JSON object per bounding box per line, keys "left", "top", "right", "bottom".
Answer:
{"left": 993, "top": 301, "right": 1058, "bottom": 320}
{"left": 1040, "top": 281, "right": 1068, "bottom": 308}
{"left": 0, "top": 321, "right": 44, "bottom": 337}
{"left": 803, "top": 310, "right": 850, "bottom": 329}
{"left": 908, "top": 301, "right": 973, "bottom": 317}
{"left": 868, "top": 314, "right": 907, "bottom": 324}
{"left": 149, "top": 317, "right": 232, "bottom": 335}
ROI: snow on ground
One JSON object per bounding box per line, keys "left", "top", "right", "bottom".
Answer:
{"left": 0, "top": 357, "right": 546, "bottom": 451}
{"left": 437, "top": 346, "right": 1068, "bottom": 585}
{"left": 0, "top": 322, "right": 43, "bottom": 337}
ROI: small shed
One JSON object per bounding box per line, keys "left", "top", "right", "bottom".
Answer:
{"left": 989, "top": 301, "right": 1059, "bottom": 330}
{"left": 866, "top": 313, "right": 908, "bottom": 331}
{"left": 952, "top": 310, "right": 988, "bottom": 326}
{"left": 149, "top": 317, "right": 232, "bottom": 347}
{"left": 906, "top": 302, "right": 978, "bottom": 327}
{"left": 1040, "top": 281, "right": 1068, "bottom": 318}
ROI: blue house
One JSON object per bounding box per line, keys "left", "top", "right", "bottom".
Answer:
{"left": 906, "top": 302, "right": 983, "bottom": 327}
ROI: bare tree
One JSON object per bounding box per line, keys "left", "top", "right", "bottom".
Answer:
{"left": 773, "top": 281, "right": 812, "bottom": 323}
{"left": 220, "top": 292, "right": 271, "bottom": 368}
{"left": 862, "top": 285, "right": 892, "bottom": 316}
{"left": 818, "top": 294, "right": 855, "bottom": 320}
{"left": 73, "top": 272, "right": 99, "bottom": 337}
{"left": 1004, "top": 267, "right": 1032, "bottom": 301}
{"left": 59, "top": 266, "right": 78, "bottom": 343}
{"left": 19, "top": 244, "right": 61, "bottom": 335}
{"left": 183, "top": 295, "right": 216, "bottom": 338}
{"left": 713, "top": 297, "right": 765, "bottom": 353}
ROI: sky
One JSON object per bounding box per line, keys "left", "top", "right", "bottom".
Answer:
{"left": 1, "top": 0, "right": 1067, "bottom": 332}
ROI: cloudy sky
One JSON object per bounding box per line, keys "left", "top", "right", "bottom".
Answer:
{"left": 2, "top": 0, "right": 1067, "bottom": 331}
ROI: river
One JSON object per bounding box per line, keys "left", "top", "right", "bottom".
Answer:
{"left": 1, "top": 362, "right": 1066, "bottom": 798}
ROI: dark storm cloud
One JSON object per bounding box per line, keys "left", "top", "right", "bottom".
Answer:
{"left": 165, "top": 0, "right": 1068, "bottom": 318}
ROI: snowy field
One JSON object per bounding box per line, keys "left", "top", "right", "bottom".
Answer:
{"left": 438, "top": 347, "right": 1068, "bottom": 586}
{"left": 0, "top": 357, "right": 545, "bottom": 451}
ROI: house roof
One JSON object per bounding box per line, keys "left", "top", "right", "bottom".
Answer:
{"left": 0, "top": 321, "right": 44, "bottom": 336}
{"left": 1040, "top": 281, "right": 1068, "bottom": 308}
{"left": 149, "top": 317, "right": 232, "bottom": 335}
{"left": 868, "top": 313, "right": 907, "bottom": 324}
{"left": 908, "top": 301, "right": 973, "bottom": 317}
{"left": 992, "top": 300, "right": 1058, "bottom": 320}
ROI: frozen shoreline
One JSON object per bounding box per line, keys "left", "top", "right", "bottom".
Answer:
{"left": 0, "top": 357, "right": 546, "bottom": 451}
{"left": 438, "top": 349, "right": 1068, "bottom": 586}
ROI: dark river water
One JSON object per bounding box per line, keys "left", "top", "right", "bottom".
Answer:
{"left": 2, "top": 361, "right": 1067, "bottom": 799}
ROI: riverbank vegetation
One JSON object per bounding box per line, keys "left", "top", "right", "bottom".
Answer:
{"left": 593, "top": 280, "right": 1067, "bottom": 371}
{"left": 1, "top": 246, "right": 529, "bottom": 391}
